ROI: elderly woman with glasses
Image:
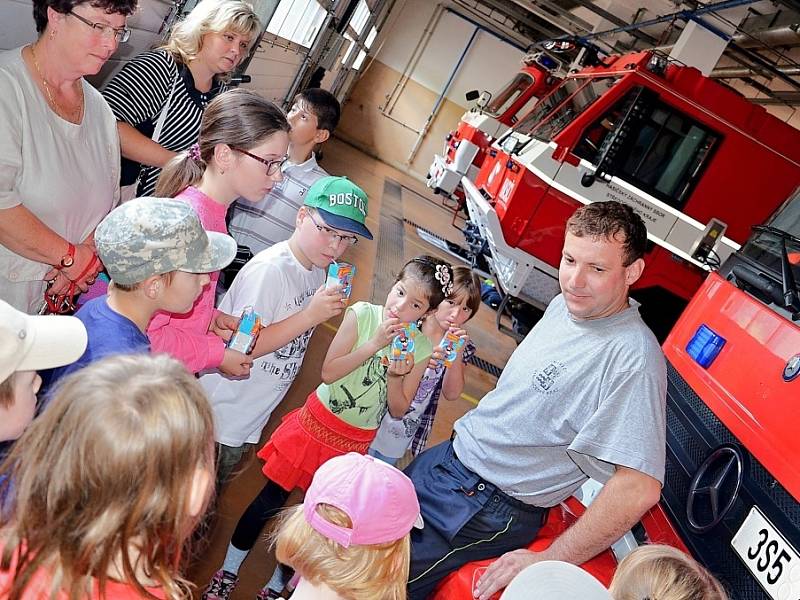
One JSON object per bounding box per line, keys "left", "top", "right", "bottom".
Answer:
{"left": 0, "top": 0, "right": 137, "bottom": 314}
{"left": 103, "top": 0, "right": 262, "bottom": 200}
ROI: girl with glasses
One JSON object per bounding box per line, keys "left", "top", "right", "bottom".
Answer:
{"left": 103, "top": 0, "right": 262, "bottom": 200}
{"left": 147, "top": 88, "right": 290, "bottom": 379}
{"left": 0, "top": 0, "right": 136, "bottom": 314}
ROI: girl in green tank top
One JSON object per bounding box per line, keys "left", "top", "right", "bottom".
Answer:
{"left": 318, "top": 256, "right": 456, "bottom": 429}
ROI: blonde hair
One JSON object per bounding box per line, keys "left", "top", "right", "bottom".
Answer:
{"left": 155, "top": 88, "right": 289, "bottom": 198}
{"left": 273, "top": 504, "right": 410, "bottom": 600}
{"left": 0, "top": 354, "right": 215, "bottom": 600}
{"left": 609, "top": 545, "right": 728, "bottom": 600}
{"left": 161, "top": 0, "right": 261, "bottom": 70}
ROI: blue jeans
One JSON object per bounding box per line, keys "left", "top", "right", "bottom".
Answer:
{"left": 404, "top": 441, "right": 547, "bottom": 600}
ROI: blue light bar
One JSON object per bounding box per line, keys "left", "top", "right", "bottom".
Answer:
{"left": 537, "top": 54, "right": 558, "bottom": 70}
{"left": 686, "top": 324, "right": 726, "bottom": 368}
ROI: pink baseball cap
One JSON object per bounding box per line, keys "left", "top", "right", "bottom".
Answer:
{"left": 303, "top": 453, "right": 423, "bottom": 548}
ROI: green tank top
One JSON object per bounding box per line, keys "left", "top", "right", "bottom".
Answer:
{"left": 317, "top": 301, "right": 432, "bottom": 430}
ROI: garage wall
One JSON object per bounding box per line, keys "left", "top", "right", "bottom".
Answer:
{"left": 336, "top": 0, "right": 526, "bottom": 180}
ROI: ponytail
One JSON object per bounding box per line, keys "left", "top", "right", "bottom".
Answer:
{"left": 155, "top": 148, "right": 206, "bottom": 197}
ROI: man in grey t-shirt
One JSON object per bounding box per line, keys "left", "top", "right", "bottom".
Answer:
{"left": 405, "top": 202, "right": 667, "bottom": 600}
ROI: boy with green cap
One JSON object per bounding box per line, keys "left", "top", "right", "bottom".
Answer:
{"left": 200, "top": 176, "right": 373, "bottom": 490}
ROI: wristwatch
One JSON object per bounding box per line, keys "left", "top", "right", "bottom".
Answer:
{"left": 59, "top": 243, "right": 75, "bottom": 268}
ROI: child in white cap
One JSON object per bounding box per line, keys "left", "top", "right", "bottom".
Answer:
{"left": 272, "top": 452, "right": 422, "bottom": 600}
{"left": 0, "top": 300, "right": 86, "bottom": 443}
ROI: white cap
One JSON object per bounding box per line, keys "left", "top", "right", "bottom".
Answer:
{"left": 500, "top": 561, "right": 612, "bottom": 600}
{"left": 0, "top": 300, "right": 88, "bottom": 383}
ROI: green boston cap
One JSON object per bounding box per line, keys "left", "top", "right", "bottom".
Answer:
{"left": 304, "top": 176, "right": 373, "bottom": 240}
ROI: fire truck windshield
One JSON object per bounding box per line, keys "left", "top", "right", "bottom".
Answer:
{"left": 514, "top": 76, "right": 619, "bottom": 141}
{"left": 740, "top": 192, "right": 800, "bottom": 295}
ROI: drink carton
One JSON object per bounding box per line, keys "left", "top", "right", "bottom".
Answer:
{"left": 438, "top": 330, "right": 465, "bottom": 368}
{"left": 390, "top": 322, "right": 419, "bottom": 361}
{"left": 227, "top": 306, "right": 262, "bottom": 355}
{"left": 326, "top": 261, "right": 355, "bottom": 298}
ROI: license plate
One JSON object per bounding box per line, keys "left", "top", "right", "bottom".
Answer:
{"left": 731, "top": 507, "right": 800, "bottom": 600}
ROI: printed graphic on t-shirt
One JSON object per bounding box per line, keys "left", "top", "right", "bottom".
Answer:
{"left": 532, "top": 361, "right": 566, "bottom": 394}
{"left": 329, "top": 355, "right": 387, "bottom": 426}
{"left": 257, "top": 328, "right": 313, "bottom": 391}
{"left": 393, "top": 365, "right": 442, "bottom": 438}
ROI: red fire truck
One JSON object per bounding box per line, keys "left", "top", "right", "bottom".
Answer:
{"left": 463, "top": 50, "right": 800, "bottom": 340}
{"left": 660, "top": 193, "right": 800, "bottom": 600}
{"left": 425, "top": 51, "right": 562, "bottom": 203}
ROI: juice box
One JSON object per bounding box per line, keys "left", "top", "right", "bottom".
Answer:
{"left": 438, "top": 330, "right": 465, "bottom": 368}
{"left": 226, "top": 306, "right": 262, "bottom": 355}
{"left": 326, "top": 261, "right": 355, "bottom": 298}
{"left": 390, "top": 322, "right": 419, "bottom": 361}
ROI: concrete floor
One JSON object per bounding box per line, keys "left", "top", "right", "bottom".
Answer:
{"left": 189, "top": 137, "right": 518, "bottom": 598}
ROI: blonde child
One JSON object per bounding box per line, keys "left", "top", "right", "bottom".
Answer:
{"left": 370, "top": 266, "right": 482, "bottom": 465}
{"left": 0, "top": 300, "right": 87, "bottom": 445}
{"left": 272, "top": 452, "right": 421, "bottom": 600}
{"left": 609, "top": 544, "right": 728, "bottom": 600}
{"left": 0, "top": 353, "right": 215, "bottom": 599}
{"left": 498, "top": 545, "right": 727, "bottom": 600}
{"left": 203, "top": 255, "right": 453, "bottom": 599}
{"left": 149, "top": 88, "right": 290, "bottom": 377}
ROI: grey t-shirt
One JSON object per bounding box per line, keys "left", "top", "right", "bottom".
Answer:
{"left": 453, "top": 294, "right": 666, "bottom": 507}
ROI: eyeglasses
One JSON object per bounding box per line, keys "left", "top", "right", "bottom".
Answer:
{"left": 308, "top": 211, "right": 358, "bottom": 246}
{"left": 231, "top": 147, "right": 288, "bottom": 176}
{"left": 69, "top": 11, "right": 131, "bottom": 43}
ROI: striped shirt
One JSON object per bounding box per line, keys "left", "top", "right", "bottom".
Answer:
{"left": 227, "top": 154, "right": 328, "bottom": 254}
{"left": 102, "top": 49, "right": 228, "bottom": 197}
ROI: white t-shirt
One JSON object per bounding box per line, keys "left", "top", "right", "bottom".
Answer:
{"left": 0, "top": 47, "right": 120, "bottom": 312}
{"left": 200, "top": 241, "right": 324, "bottom": 447}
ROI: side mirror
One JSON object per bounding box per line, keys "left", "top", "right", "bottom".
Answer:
{"left": 465, "top": 90, "right": 480, "bottom": 101}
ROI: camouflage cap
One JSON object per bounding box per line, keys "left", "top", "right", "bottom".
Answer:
{"left": 95, "top": 197, "right": 237, "bottom": 285}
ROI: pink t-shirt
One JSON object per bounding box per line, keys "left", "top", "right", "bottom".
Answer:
{"left": 147, "top": 186, "right": 228, "bottom": 372}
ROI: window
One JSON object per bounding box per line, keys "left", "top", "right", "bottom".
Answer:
{"left": 485, "top": 73, "right": 534, "bottom": 117}
{"left": 340, "top": 2, "right": 375, "bottom": 71}
{"left": 515, "top": 77, "right": 617, "bottom": 142}
{"left": 770, "top": 189, "right": 800, "bottom": 237}
{"left": 349, "top": 0, "right": 370, "bottom": 35}
{"left": 267, "top": 0, "right": 327, "bottom": 48}
{"left": 574, "top": 90, "right": 720, "bottom": 209}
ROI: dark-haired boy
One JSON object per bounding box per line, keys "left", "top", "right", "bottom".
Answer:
{"left": 228, "top": 88, "right": 341, "bottom": 255}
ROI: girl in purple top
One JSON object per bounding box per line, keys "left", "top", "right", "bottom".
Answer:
{"left": 148, "top": 89, "right": 289, "bottom": 376}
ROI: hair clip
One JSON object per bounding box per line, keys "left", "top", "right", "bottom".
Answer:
{"left": 188, "top": 143, "right": 202, "bottom": 162}
{"left": 435, "top": 264, "right": 453, "bottom": 296}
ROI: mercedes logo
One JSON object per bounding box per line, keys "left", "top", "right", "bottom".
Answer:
{"left": 784, "top": 354, "right": 800, "bottom": 382}
{"left": 686, "top": 444, "right": 744, "bottom": 533}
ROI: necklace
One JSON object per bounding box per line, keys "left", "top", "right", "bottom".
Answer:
{"left": 30, "top": 44, "right": 83, "bottom": 122}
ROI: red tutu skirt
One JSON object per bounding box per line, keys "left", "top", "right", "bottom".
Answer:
{"left": 257, "top": 391, "right": 377, "bottom": 492}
